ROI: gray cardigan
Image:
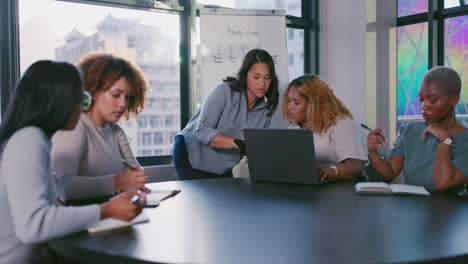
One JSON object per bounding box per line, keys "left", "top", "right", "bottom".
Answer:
{"left": 51, "top": 114, "right": 138, "bottom": 200}
{"left": 0, "top": 127, "right": 100, "bottom": 264}
{"left": 179, "top": 82, "right": 273, "bottom": 174}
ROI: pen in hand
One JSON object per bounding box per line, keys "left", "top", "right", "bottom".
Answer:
{"left": 121, "top": 159, "right": 151, "bottom": 193}
{"left": 360, "top": 123, "right": 386, "bottom": 140}
{"left": 129, "top": 191, "right": 141, "bottom": 204}
{"left": 121, "top": 159, "right": 137, "bottom": 171}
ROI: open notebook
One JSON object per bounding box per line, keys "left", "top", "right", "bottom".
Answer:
{"left": 355, "top": 182, "right": 430, "bottom": 196}
{"left": 88, "top": 212, "right": 149, "bottom": 233}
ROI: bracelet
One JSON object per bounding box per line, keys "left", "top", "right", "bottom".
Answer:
{"left": 330, "top": 165, "right": 339, "bottom": 178}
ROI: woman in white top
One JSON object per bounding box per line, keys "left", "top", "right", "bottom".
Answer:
{"left": 51, "top": 53, "right": 150, "bottom": 200}
{"left": 0, "top": 60, "right": 145, "bottom": 264}
{"left": 283, "top": 75, "right": 367, "bottom": 181}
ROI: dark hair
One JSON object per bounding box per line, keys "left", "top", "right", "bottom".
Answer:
{"left": 0, "top": 60, "right": 82, "bottom": 146}
{"left": 224, "top": 49, "right": 279, "bottom": 116}
{"left": 422, "top": 66, "right": 462, "bottom": 95}
{"left": 77, "top": 53, "right": 149, "bottom": 119}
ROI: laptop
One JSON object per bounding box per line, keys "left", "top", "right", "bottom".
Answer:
{"left": 243, "top": 128, "right": 322, "bottom": 185}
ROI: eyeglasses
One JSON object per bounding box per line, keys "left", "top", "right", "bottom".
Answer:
{"left": 82, "top": 90, "right": 92, "bottom": 111}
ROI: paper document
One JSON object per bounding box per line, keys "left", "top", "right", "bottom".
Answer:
{"left": 88, "top": 212, "right": 149, "bottom": 233}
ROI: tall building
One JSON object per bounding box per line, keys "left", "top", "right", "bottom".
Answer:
{"left": 56, "top": 14, "right": 180, "bottom": 156}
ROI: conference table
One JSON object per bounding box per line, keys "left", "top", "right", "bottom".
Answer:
{"left": 49, "top": 178, "right": 468, "bottom": 264}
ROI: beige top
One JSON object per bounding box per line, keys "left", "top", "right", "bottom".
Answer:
{"left": 51, "top": 114, "right": 138, "bottom": 200}
{"left": 289, "top": 117, "right": 368, "bottom": 166}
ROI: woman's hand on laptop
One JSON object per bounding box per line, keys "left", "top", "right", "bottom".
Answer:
{"left": 318, "top": 165, "right": 339, "bottom": 181}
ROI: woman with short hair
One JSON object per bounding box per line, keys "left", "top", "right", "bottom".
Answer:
{"left": 368, "top": 66, "right": 468, "bottom": 192}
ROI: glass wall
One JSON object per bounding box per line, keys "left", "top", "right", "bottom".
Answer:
{"left": 397, "top": 0, "right": 467, "bottom": 128}
{"left": 19, "top": 0, "right": 180, "bottom": 156}
{"left": 397, "top": 23, "right": 428, "bottom": 117}
{"left": 398, "top": 0, "right": 428, "bottom": 17}
{"left": 2, "top": 0, "right": 316, "bottom": 163}
{"left": 196, "top": 0, "right": 301, "bottom": 17}
{"left": 445, "top": 15, "right": 468, "bottom": 126}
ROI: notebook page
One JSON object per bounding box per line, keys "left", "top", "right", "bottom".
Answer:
{"left": 88, "top": 212, "right": 149, "bottom": 233}
{"left": 390, "top": 184, "right": 430, "bottom": 196}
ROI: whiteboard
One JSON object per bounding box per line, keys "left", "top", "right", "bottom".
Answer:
{"left": 198, "top": 8, "right": 289, "bottom": 128}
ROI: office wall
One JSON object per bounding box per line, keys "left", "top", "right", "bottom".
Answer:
{"left": 319, "top": 0, "right": 397, "bottom": 153}
{"left": 319, "top": 0, "right": 367, "bottom": 126}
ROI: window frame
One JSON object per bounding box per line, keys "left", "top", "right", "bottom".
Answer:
{"left": 1, "top": 0, "right": 318, "bottom": 166}
{"left": 396, "top": 0, "right": 468, "bottom": 124}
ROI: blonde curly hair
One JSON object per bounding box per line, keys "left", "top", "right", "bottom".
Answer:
{"left": 77, "top": 53, "right": 149, "bottom": 120}
{"left": 282, "top": 75, "right": 353, "bottom": 135}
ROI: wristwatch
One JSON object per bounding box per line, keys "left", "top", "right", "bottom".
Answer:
{"left": 441, "top": 137, "right": 452, "bottom": 146}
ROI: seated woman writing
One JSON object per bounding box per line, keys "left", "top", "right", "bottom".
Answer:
{"left": 283, "top": 75, "right": 367, "bottom": 181}
{"left": 0, "top": 60, "right": 145, "bottom": 264}
{"left": 367, "top": 66, "right": 468, "bottom": 193}
{"left": 51, "top": 53, "right": 150, "bottom": 200}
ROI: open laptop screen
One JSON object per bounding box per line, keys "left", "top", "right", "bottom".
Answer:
{"left": 243, "top": 128, "right": 320, "bottom": 185}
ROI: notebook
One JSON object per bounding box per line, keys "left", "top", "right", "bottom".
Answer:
{"left": 87, "top": 212, "right": 149, "bottom": 233}
{"left": 243, "top": 128, "right": 322, "bottom": 185}
{"left": 355, "top": 182, "right": 430, "bottom": 196}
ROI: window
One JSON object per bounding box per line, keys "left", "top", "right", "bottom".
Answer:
{"left": 196, "top": 0, "right": 302, "bottom": 17}
{"left": 288, "top": 54, "right": 295, "bottom": 66}
{"left": 397, "top": 0, "right": 468, "bottom": 128}
{"left": 288, "top": 29, "right": 294, "bottom": 40}
{"left": 153, "top": 132, "right": 163, "bottom": 145}
{"left": 445, "top": 0, "right": 466, "bottom": 8}
{"left": 18, "top": 0, "right": 181, "bottom": 157}
{"left": 398, "top": 0, "right": 428, "bottom": 17}
{"left": 138, "top": 116, "right": 148, "bottom": 128}
{"left": 445, "top": 15, "right": 468, "bottom": 126}
{"left": 149, "top": 116, "right": 160, "bottom": 128}
{"left": 2, "top": 0, "right": 317, "bottom": 165}
{"left": 287, "top": 28, "right": 305, "bottom": 81}
{"left": 141, "top": 132, "right": 151, "bottom": 146}
{"left": 397, "top": 23, "right": 428, "bottom": 117}
{"left": 165, "top": 116, "right": 175, "bottom": 128}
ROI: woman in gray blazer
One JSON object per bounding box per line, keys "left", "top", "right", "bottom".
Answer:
{"left": 0, "top": 60, "right": 146, "bottom": 264}
{"left": 173, "top": 49, "right": 279, "bottom": 180}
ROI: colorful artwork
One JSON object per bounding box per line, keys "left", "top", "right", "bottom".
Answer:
{"left": 397, "top": 23, "right": 428, "bottom": 116}
{"left": 398, "top": 0, "right": 428, "bottom": 17}
{"left": 445, "top": 15, "right": 468, "bottom": 126}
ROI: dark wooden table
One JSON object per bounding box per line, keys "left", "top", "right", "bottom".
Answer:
{"left": 49, "top": 178, "right": 468, "bottom": 264}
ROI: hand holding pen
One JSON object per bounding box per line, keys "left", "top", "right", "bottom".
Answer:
{"left": 117, "top": 159, "right": 151, "bottom": 193}
{"left": 100, "top": 190, "right": 146, "bottom": 222}
{"left": 361, "top": 124, "right": 387, "bottom": 153}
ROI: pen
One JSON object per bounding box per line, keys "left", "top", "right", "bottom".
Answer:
{"left": 121, "top": 159, "right": 151, "bottom": 193}
{"left": 129, "top": 193, "right": 141, "bottom": 204}
{"left": 160, "top": 190, "right": 181, "bottom": 201}
{"left": 121, "top": 159, "right": 137, "bottom": 171}
{"left": 360, "top": 123, "right": 385, "bottom": 139}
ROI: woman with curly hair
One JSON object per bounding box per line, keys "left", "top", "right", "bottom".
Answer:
{"left": 283, "top": 75, "right": 367, "bottom": 181}
{"left": 51, "top": 53, "right": 150, "bottom": 200}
